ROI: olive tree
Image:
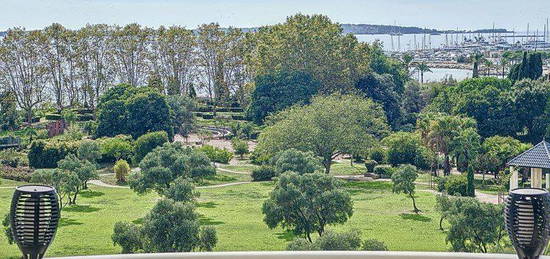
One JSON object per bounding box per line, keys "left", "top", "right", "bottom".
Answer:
{"left": 391, "top": 164, "right": 420, "bottom": 213}
{"left": 262, "top": 172, "right": 353, "bottom": 242}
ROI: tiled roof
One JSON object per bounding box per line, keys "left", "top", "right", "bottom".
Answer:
{"left": 507, "top": 140, "right": 550, "bottom": 169}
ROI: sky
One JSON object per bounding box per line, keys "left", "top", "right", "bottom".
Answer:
{"left": 1, "top": 0, "right": 550, "bottom": 31}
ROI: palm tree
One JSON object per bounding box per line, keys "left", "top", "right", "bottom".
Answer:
{"left": 483, "top": 59, "right": 493, "bottom": 76}
{"left": 414, "top": 62, "right": 432, "bottom": 84}
{"left": 402, "top": 53, "right": 414, "bottom": 75}
{"left": 471, "top": 52, "right": 485, "bottom": 78}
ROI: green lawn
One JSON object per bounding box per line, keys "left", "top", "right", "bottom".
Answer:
{"left": 330, "top": 160, "right": 366, "bottom": 175}
{"left": 218, "top": 163, "right": 258, "bottom": 173}
{"left": 0, "top": 177, "right": 450, "bottom": 258}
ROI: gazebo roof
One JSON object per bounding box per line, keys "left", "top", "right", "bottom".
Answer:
{"left": 507, "top": 140, "right": 550, "bottom": 169}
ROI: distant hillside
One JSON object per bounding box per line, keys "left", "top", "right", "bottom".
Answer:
{"left": 341, "top": 24, "right": 441, "bottom": 34}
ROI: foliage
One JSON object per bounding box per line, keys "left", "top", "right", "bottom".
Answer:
{"left": 391, "top": 164, "right": 419, "bottom": 213}
{"left": 198, "top": 226, "right": 218, "bottom": 252}
{"left": 96, "top": 85, "right": 174, "bottom": 140}
{"left": 31, "top": 169, "right": 81, "bottom": 208}
{"left": 479, "top": 136, "right": 531, "bottom": 174}
{"left": 247, "top": 70, "right": 319, "bottom": 124}
{"left": 129, "top": 143, "right": 215, "bottom": 195}
{"left": 251, "top": 165, "right": 277, "bottom": 181}
{"left": 444, "top": 175, "right": 468, "bottom": 196}
{"left": 364, "top": 160, "right": 378, "bottom": 173}
{"left": 77, "top": 140, "right": 102, "bottom": 163}
{"left": 356, "top": 72, "right": 403, "bottom": 129}
{"left": 270, "top": 148, "right": 323, "bottom": 175}
{"left": 140, "top": 199, "right": 217, "bottom": 252}
{"left": 286, "top": 238, "right": 317, "bottom": 251}
{"left": 231, "top": 138, "right": 249, "bottom": 159}
{"left": 2, "top": 213, "right": 14, "bottom": 245}
{"left": 0, "top": 148, "right": 28, "bottom": 167}
{"left": 445, "top": 197, "right": 506, "bottom": 253}
{"left": 166, "top": 95, "right": 195, "bottom": 137}
{"left": 28, "top": 139, "right": 80, "bottom": 168}
{"left": 58, "top": 153, "right": 98, "bottom": 191}
{"left": 362, "top": 239, "right": 388, "bottom": 251}
{"left": 246, "top": 14, "right": 370, "bottom": 94}
{"left": 256, "top": 94, "right": 389, "bottom": 174}
{"left": 262, "top": 172, "right": 353, "bottom": 241}
{"left": 133, "top": 131, "right": 169, "bottom": 163}
{"left": 0, "top": 91, "right": 19, "bottom": 131}
{"left": 369, "top": 147, "right": 386, "bottom": 163}
{"left": 0, "top": 166, "right": 34, "bottom": 182}
{"left": 382, "top": 132, "right": 430, "bottom": 169}
{"left": 61, "top": 109, "right": 78, "bottom": 125}
{"left": 164, "top": 177, "right": 200, "bottom": 203}
{"left": 450, "top": 128, "right": 481, "bottom": 172}
{"left": 509, "top": 52, "right": 543, "bottom": 81}
{"left": 374, "top": 165, "right": 394, "bottom": 178}
{"left": 315, "top": 230, "right": 362, "bottom": 250}
{"left": 112, "top": 222, "right": 142, "bottom": 253}
{"left": 98, "top": 135, "right": 134, "bottom": 163}
{"left": 114, "top": 159, "right": 131, "bottom": 183}
{"left": 198, "top": 145, "right": 233, "bottom": 164}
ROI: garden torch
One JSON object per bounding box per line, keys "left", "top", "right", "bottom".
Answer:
{"left": 505, "top": 188, "right": 550, "bottom": 259}
{"left": 10, "top": 185, "right": 60, "bottom": 259}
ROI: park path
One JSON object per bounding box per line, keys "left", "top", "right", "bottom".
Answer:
{"left": 87, "top": 178, "right": 251, "bottom": 189}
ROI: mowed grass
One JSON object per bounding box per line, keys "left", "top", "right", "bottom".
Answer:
{"left": 0, "top": 178, "right": 449, "bottom": 258}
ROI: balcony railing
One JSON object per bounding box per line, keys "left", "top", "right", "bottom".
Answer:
{"left": 49, "top": 251, "right": 550, "bottom": 259}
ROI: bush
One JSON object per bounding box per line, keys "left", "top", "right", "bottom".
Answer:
{"left": 231, "top": 139, "right": 249, "bottom": 159}
{"left": 0, "top": 166, "right": 33, "bottom": 182}
{"left": 199, "top": 226, "right": 217, "bottom": 252}
{"left": 231, "top": 115, "right": 246, "bottom": 120}
{"left": 270, "top": 149, "right": 322, "bottom": 175}
{"left": 112, "top": 222, "right": 142, "bottom": 253}
{"left": 82, "top": 121, "right": 98, "bottom": 135}
{"left": 114, "top": 160, "right": 131, "bottom": 183}
{"left": 133, "top": 131, "right": 169, "bottom": 163}
{"left": 444, "top": 175, "right": 468, "bottom": 196}
{"left": 45, "top": 113, "right": 62, "bottom": 121}
{"left": 28, "top": 139, "right": 80, "bottom": 168}
{"left": 436, "top": 177, "right": 447, "bottom": 192}
{"left": 374, "top": 165, "right": 394, "bottom": 178}
{"left": 198, "top": 145, "right": 233, "bottom": 164}
{"left": 98, "top": 136, "right": 134, "bottom": 163}
{"left": 369, "top": 148, "right": 386, "bottom": 163}
{"left": 362, "top": 239, "right": 388, "bottom": 251}
{"left": 0, "top": 149, "right": 28, "bottom": 167}
{"left": 251, "top": 165, "right": 277, "bottom": 181}
{"left": 287, "top": 239, "right": 317, "bottom": 251}
{"left": 77, "top": 113, "right": 95, "bottom": 121}
{"left": 249, "top": 151, "right": 271, "bottom": 165}
{"left": 315, "top": 230, "right": 362, "bottom": 251}
{"left": 78, "top": 140, "right": 102, "bottom": 163}
{"left": 364, "top": 160, "right": 378, "bottom": 173}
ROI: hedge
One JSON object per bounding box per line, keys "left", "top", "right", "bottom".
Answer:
{"left": 45, "top": 113, "right": 63, "bottom": 121}
{"left": 251, "top": 165, "right": 277, "bottom": 181}
{"left": 28, "top": 139, "right": 80, "bottom": 168}
{"left": 198, "top": 145, "right": 233, "bottom": 164}
{"left": 231, "top": 115, "right": 246, "bottom": 120}
{"left": 77, "top": 113, "right": 95, "bottom": 121}
{"left": 0, "top": 166, "right": 33, "bottom": 182}
{"left": 373, "top": 165, "right": 394, "bottom": 178}
{"left": 202, "top": 114, "right": 214, "bottom": 120}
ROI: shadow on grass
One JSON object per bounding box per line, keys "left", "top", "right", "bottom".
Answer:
{"left": 59, "top": 217, "right": 83, "bottom": 228}
{"left": 199, "top": 215, "right": 224, "bottom": 226}
{"left": 400, "top": 213, "right": 432, "bottom": 222}
{"left": 197, "top": 201, "right": 218, "bottom": 209}
{"left": 63, "top": 205, "right": 101, "bottom": 213}
{"left": 79, "top": 190, "right": 105, "bottom": 198}
{"left": 275, "top": 229, "right": 296, "bottom": 241}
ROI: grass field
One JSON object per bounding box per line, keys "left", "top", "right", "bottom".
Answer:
{"left": 0, "top": 175, "right": 451, "bottom": 258}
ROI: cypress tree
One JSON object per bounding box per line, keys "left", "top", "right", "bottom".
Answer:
{"left": 466, "top": 166, "right": 475, "bottom": 197}
{"left": 519, "top": 51, "right": 530, "bottom": 80}
{"left": 528, "top": 52, "right": 543, "bottom": 80}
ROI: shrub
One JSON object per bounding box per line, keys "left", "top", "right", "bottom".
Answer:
{"left": 436, "top": 177, "right": 447, "bottom": 192}
{"left": 28, "top": 139, "right": 80, "bottom": 168}
{"left": 202, "top": 114, "right": 214, "bottom": 120}
{"left": 231, "top": 138, "right": 249, "bottom": 159}
{"left": 0, "top": 149, "right": 28, "bottom": 167}
{"left": 364, "top": 160, "right": 378, "bottom": 173}
{"left": 82, "top": 121, "right": 98, "bottom": 135}
{"left": 444, "top": 175, "right": 468, "bottom": 196}
{"left": 361, "top": 239, "right": 388, "bottom": 251}
{"left": 231, "top": 115, "right": 246, "bottom": 120}
{"left": 315, "top": 230, "right": 362, "bottom": 251}
{"left": 270, "top": 149, "right": 322, "bottom": 175}
{"left": 287, "top": 239, "right": 317, "bottom": 251}
{"left": 199, "top": 226, "right": 217, "bottom": 252}
{"left": 369, "top": 148, "right": 386, "bottom": 163}
{"left": 198, "top": 145, "right": 233, "bottom": 164}
{"left": 374, "top": 165, "right": 394, "bottom": 178}
{"left": 114, "top": 160, "right": 131, "bottom": 183}
{"left": 112, "top": 222, "right": 142, "bottom": 254}
{"left": 45, "top": 113, "right": 62, "bottom": 121}
{"left": 77, "top": 113, "right": 95, "bottom": 121}
{"left": 78, "top": 140, "right": 102, "bottom": 163}
{"left": 251, "top": 165, "right": 277, "bottom": 181}
{"left": 249, "top": 150, "right": 271, "bottom": 165}
{"left": 98, "top": 136, "right": 134, "bottom": 163}
{"left": 0, "top": 166, "right": 33, "bottom": 182}
{"left": 133, "top": 131, "right": 169, "bottom": 163}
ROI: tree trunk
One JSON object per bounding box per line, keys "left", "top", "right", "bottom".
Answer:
{"left": 444, "top": 154, "right": 451, "bottom": 176}
{"left": 323, "top": 158, "right": 332, "bottom": 174}
{"left": 410, "top": 193, "right": 420, "bottom": 214}
{"left": 439, "top": 216, "right": 445, "bottom": 231}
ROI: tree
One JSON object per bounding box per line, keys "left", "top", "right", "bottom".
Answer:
{"left": 450, "top": 128, "right": 481, "bottom": 172}
{"left": 471, "top": 52, "right": 484, "bottom": 78}
{"left": 0, "top": 91, "right": 19, "bottom": 130}
{"left": 262, "top": 172, "right": 353, "bottom": 242}
{"left": 133, "top": 131, "right": 169, "bottom": 163}
{"left": 166, "top": 95, "right": 195, "bottom": 137}
{"left": 417, "top": 113, "right": 476, "bottom": 175}
{"left": 391, "top": 164, "right": 420, "bottom": 213}
{"left": 512, "top": 80, "right": 550, "bottom": 143}
{"left": 247, "top": 70, "right": 319, "bottom": 124}
{"left": 445, "top": 198, "right": 506, "bottom": 253}
{"left": 129, "top": 143, "right": 215, "bottom": 195}
{"left": 114, "top": 159, "right": 131, "bottom": 183}
{"left": 480, "top": 136, "right": 531, "bottom": 175}
{"left": 112, "top": 222, "right": 142, "bottom": 253}
{"left": 382, "top": 132, "right": 429, "bottom": 169}
{"left": 109, "top": 24, "right": 151, "bottom": 86}
{"left": 0, "top": 28, "right": 49, "bottom": 123}
{"left": 58, "top": 153, "right": 97, "bottom": 191}
{"left": 77, "top": 140, "right": 102, "bottom": 163}
{"left": 256, "top": 94, "right": 390, "bottom": 174}
{"left": 231, "top": 138, "right": 249, "bottom": 159}
{"left": 414, "top": 62, "right": 432, "bottom": 84}
{"left": 270, "top": 148, "right": 323, "bottom": 175}
{"left": 355, "top": 72, "right": 403, "bottom": 129}
{"left": 164, "top": 177, "right": 200, "bottom": 203}
{"left": 246, "top": 14, "right": 370, "bottom": 93}
{"left": 31, "top": 169, "right": 81, "bottom": 208}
